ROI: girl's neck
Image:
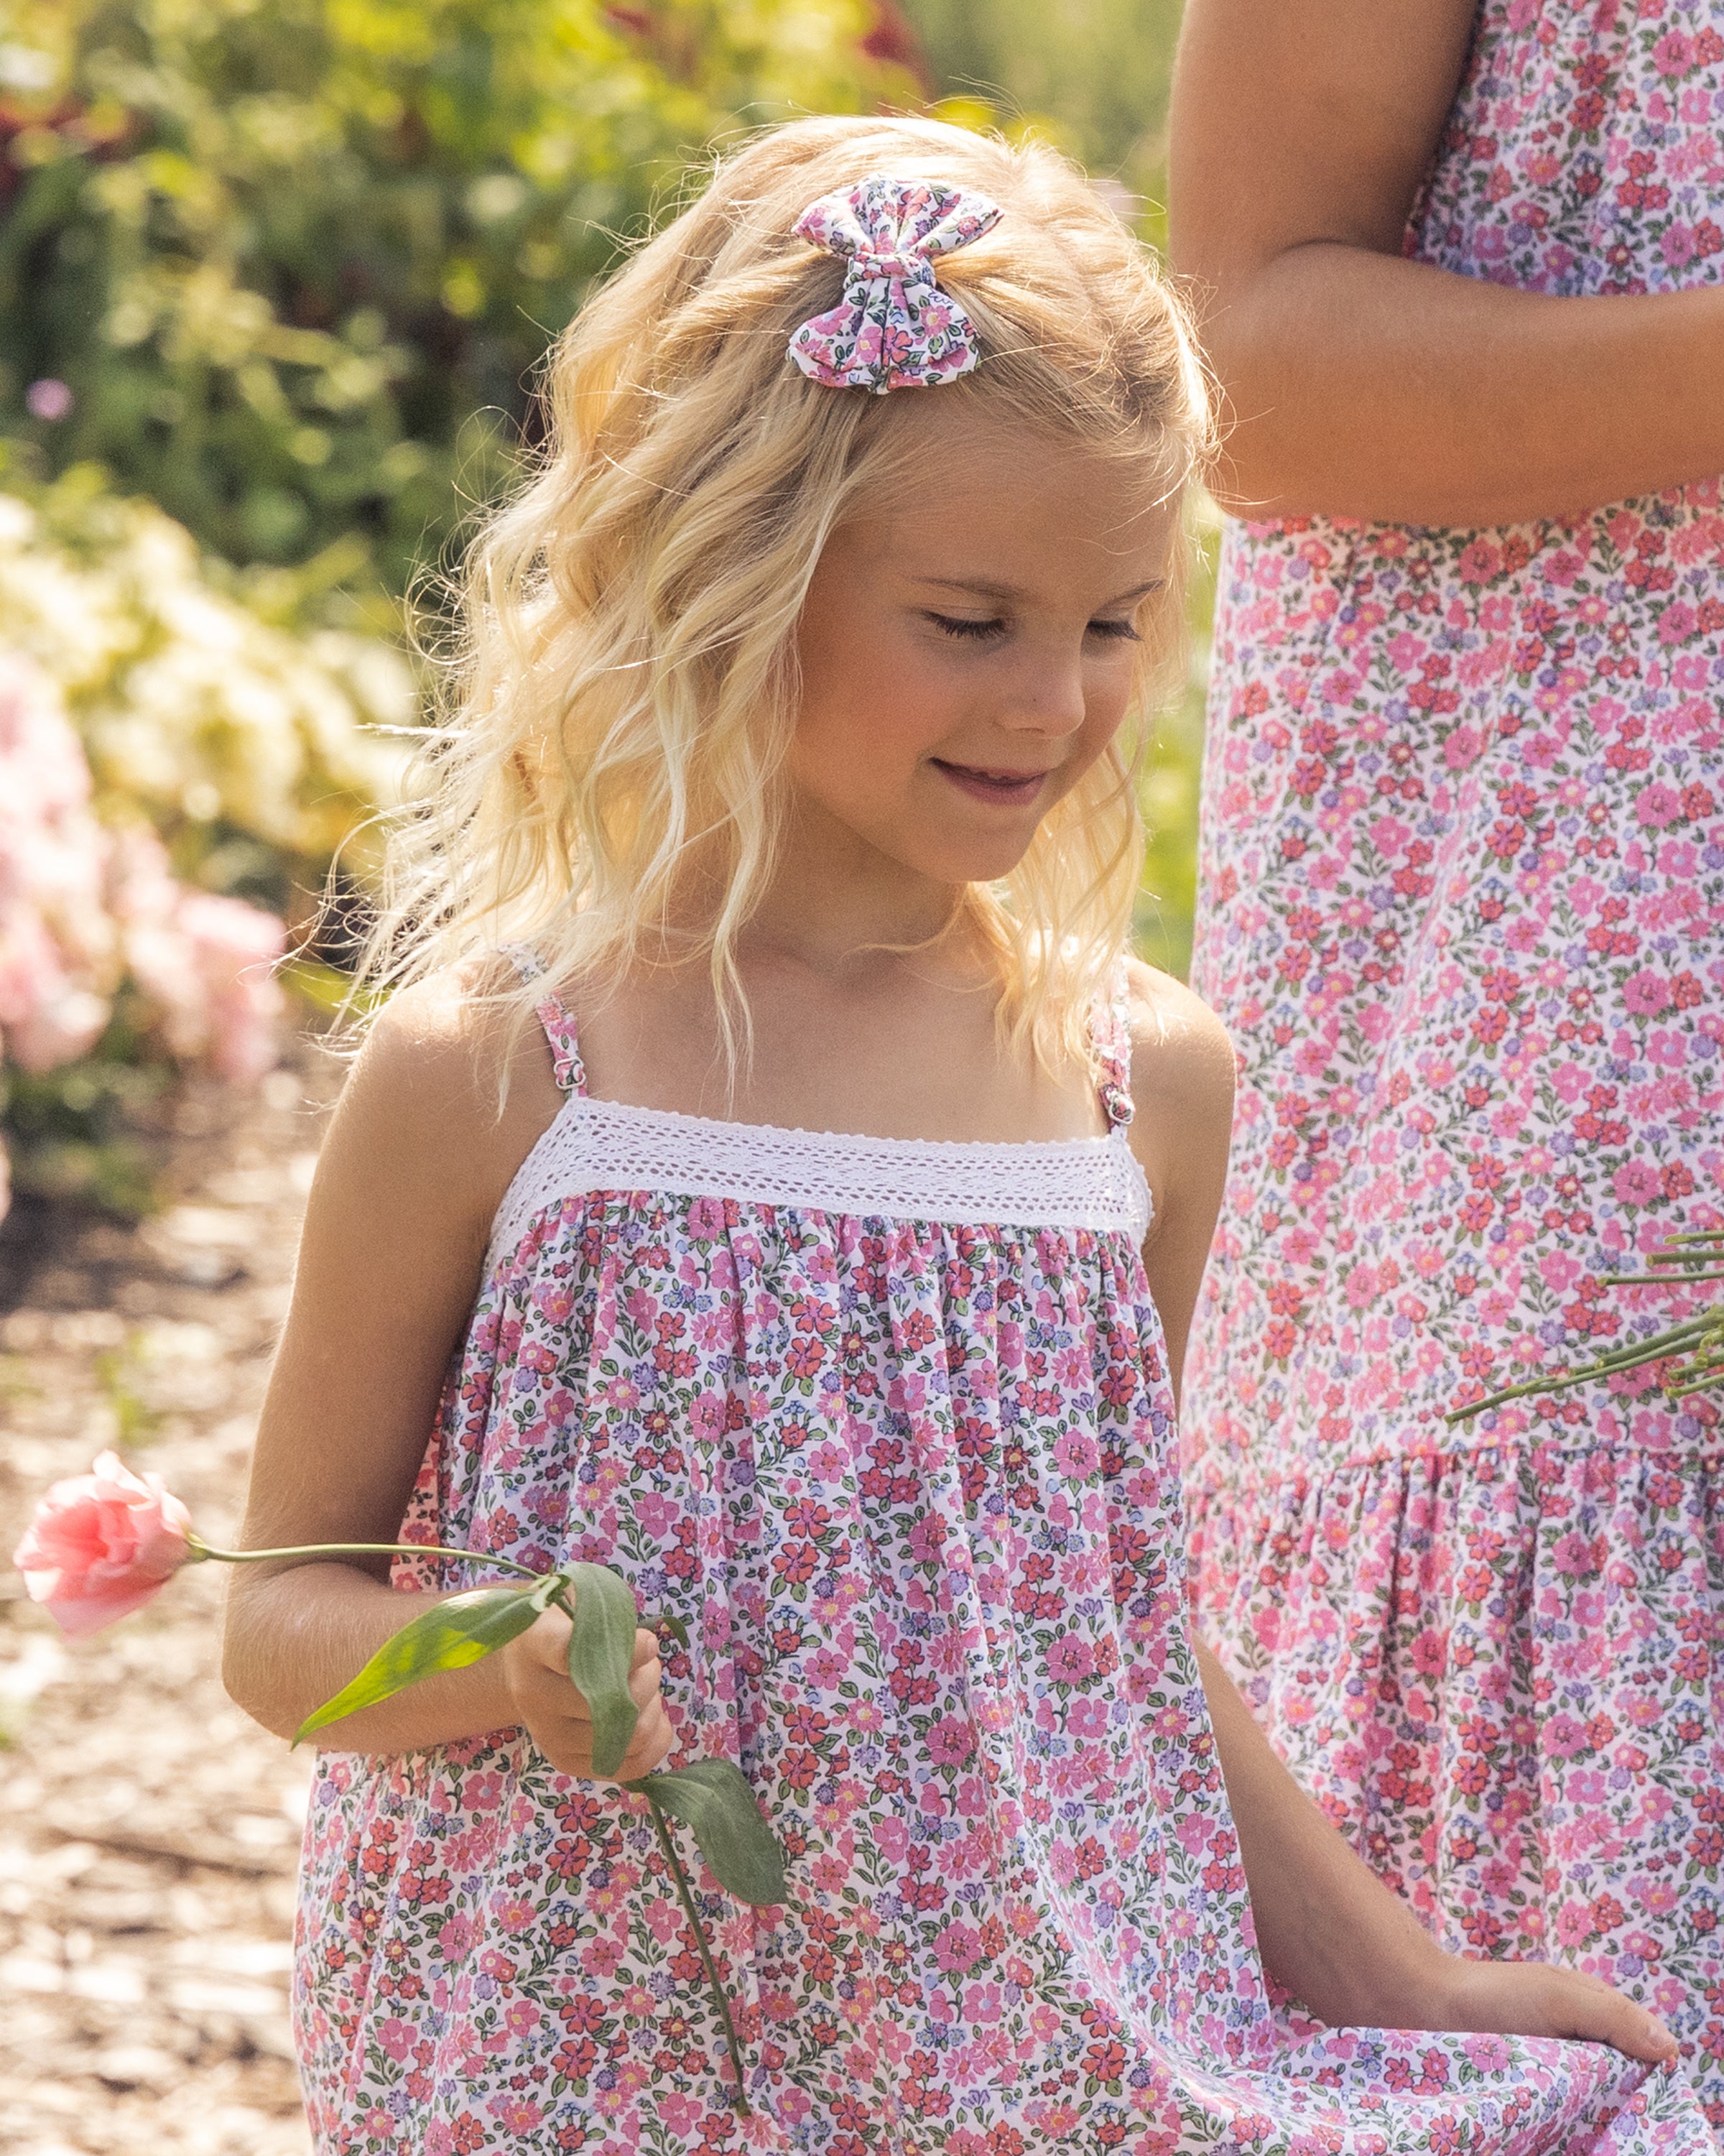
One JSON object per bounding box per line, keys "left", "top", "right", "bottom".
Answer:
{"left": 704, "top": 797, "right": 973, "bottom": 982}
{"left": 575, "top": 866, "right": 1098, "bottom": 1147}
{"left": 741, "top": 881, "right": 966, "bottom": 981}
{"left": 571, "top": 952, "right": 1101, "bottom": 1147}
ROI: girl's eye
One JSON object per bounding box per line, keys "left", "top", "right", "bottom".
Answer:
{"left": 925, "top": 611, "right": 1140, "bottom": 644}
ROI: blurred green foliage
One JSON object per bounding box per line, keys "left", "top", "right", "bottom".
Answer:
{"left": 1133, "top": 506, "right": 1213, "bottom": 981}
{"left": 901, "top": 0, "right": 1182, "bottom": 207}
{"left": 0, "top": 1032, "right": 167, "bottom": 1216}
{"left": 0, "top": 0, "right": 914, "bottom": 596}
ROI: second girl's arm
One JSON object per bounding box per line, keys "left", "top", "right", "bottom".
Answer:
{"left": 221, "top": 974, "right": 670, "bottom": 1776}
{"left": 1171, "top": 0, "right": 1724, "bottom": 527}
{"left": 1198, "top": 1637, "right": 1674, "bottom": 2055}
{"left": 1129, "top": 968, "right": 1671, "bottom": 2057}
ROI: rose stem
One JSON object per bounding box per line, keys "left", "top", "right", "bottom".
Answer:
{"left": 642, "top": 1787, "right": 751, "bottom": 2116}
{"left": 187, "top": 1537, "right": 542, "bottom": 1579}
{"left": 1462, "top": 1330, "right": 1707, "bottom": 1410}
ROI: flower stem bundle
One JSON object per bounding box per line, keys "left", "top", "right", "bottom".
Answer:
{"left": 1449, "top": 1227, "right": 1724, "bottom": 1423}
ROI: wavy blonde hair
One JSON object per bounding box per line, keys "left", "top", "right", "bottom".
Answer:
{"left": 358, "top": 115, "right": 1211, "bottom": 1077}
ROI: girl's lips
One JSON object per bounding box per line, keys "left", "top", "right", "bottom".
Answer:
{"left": 930, "top": 759, "right": 1051, "bottom": 808}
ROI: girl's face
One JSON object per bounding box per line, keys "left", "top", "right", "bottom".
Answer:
{"left": 791, "top": 404, "right": 1179, "bottom": 892}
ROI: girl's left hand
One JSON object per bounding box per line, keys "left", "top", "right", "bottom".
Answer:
{"left": 1427, "top": 1953, "right": 1678, "bottom": 2065}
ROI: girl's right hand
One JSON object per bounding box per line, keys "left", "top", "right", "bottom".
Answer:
{"left": 1429, "top": 1953, "right": 1678, "bottom": 2067}
{"left": 501, "top": 1609, "right": 675, "bottom": 1781}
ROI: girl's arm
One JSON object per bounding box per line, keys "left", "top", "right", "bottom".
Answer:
{"left": 221, "top": 976, "right": 672, "bottom": 1777}
{"left": 1199, "top": 1642, "right": 1672, "bottom": 2051}
{"left": 1128, "top": 967, "right": 1672, "bottom": 2057}
{"left": 1169, "top": 0, "right": 1724, "bottom": 527}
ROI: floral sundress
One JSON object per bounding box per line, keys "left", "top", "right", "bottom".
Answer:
{"left": 293, "top": 960, "right": 1713, "bottom": 2153}
{"left": 1183, "top": 0, "right": 1724, "bottom": 2126}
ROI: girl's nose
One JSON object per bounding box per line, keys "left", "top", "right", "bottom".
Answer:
{"left": 998, "top": 650, "right": 1088, "bottom": 739}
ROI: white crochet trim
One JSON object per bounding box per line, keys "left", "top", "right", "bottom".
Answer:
{"left": 486, "top": 1096, "right": 1151, "bottom": 1272}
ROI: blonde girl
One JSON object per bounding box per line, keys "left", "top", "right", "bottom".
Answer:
{"left": 224, "top": 117, "right": 1705, "bottom": 2156}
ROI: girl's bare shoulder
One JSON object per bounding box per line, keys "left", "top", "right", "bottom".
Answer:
{"left": 348, "top": 959, "right": 546, "bottom": 1112}
{"left": 1120, "top": 956, "right": 1236, "bottom": 1129}
{"left": 317, "top": 961, "right": 565, "bottom": 1241}
{"left": 1116, "top": 958, "right": 1235, "bottom": 1271}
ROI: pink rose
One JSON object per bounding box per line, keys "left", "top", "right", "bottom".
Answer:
{"left": 13, "top": 1451, "right": 195, "bottom": 1636}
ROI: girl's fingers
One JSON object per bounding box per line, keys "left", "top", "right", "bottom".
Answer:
{"left": 506, "top": 1601, "right": 675, "bottom": 1777}
{"left": 1440, "top": 1958, "right": 1679, "bottom": 2068}
{"left": 523, "top": 1606, "right": 573, "bottom": 1672}
{"left": 524, "top": 1614, "right": 665, "bottom": 1708}
{"left": 617, "top": 1649, "right": 672, "bottom": 1775}
{"left": 547, "top": 1685, "right": 672, "bottom": 1781}
{"left": 618, "top": 1695, "right": 677, "bottom": 1780}
{"left": 1552, "top": 1976, "right": 1677, "bottom": 2064}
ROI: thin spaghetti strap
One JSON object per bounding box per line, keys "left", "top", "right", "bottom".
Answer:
{"left": 1093, "top": 955, "right": 1135, "bottom": 1129}
{"left": 498, "top": 943, "right": 588, "bottom": 1096}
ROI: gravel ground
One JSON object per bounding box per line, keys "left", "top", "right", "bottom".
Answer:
{"left": 0, "top": 1055, "right": 340, "bottom": 2155}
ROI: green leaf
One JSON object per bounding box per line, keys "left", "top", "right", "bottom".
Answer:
{"left": 295, "top": 1585, "right": 541, "bottom": 1744}
{"left": 649, "top": 1611, "right": 691, "bottom": 1652}
{"left": 632, "top": 1759, "right": 787, "bottom": 1907}
{"left": 561, "top": 1562, "right": 640, "bottom": 1778}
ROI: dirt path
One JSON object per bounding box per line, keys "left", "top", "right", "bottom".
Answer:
{"left": 0, "top": 1057, "right": 339, "bottom": 2155}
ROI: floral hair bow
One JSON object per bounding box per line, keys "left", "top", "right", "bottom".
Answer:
{"left": 787, "top": 175, "right": 1002, "bottom": 394}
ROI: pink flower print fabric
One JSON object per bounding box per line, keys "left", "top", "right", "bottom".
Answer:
{"left": 1182, "top": 0, "right": 1724, "bottom": 2125}
{"left": 787, "top": 175, "right": 1001, "bottom": 393}
{"left": 291, "top": 981, "right": 1717, "bottom": 2153}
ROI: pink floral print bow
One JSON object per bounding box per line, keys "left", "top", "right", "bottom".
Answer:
{"left": 787, "top": 175, "right": 1002, "bottom": 394}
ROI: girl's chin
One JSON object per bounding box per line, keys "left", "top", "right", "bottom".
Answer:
{"left": 910, "top": 844, "right": 1039, "bottom": 888}
{"left": 785, "top": 792, "right": 1040, "bottom": 889}
{"left": 929, "top": 824, "right": 1044, "bottom": 882}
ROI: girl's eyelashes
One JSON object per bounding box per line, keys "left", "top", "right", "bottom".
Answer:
{"left": 924, "top": 612, "right": 1143, "bottom": 644}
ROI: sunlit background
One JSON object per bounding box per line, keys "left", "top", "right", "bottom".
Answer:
{"left": 0, "top": 0, "right": 1208, "bottom": 1225}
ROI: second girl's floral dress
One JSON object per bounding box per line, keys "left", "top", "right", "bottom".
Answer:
{"left": 294, "top": 966, "right": 1713, "bottom": 2153}
{"left": 1183, "top": 0, "right": 1724, "bottom": 2127}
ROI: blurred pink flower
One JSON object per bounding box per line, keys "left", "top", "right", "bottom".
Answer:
{"left": 0, "top": 654, "right": 115, "bottom": 1073}
{"left": 113, "top": 829, "right": 285, "bottom": 1082}
{"left": 12, "top": 1450, "right": 195, "bottom": 1637}
{"left": 24, "top": 379, "right": 73, "bottom": 422}
{"left": 0, "top": 651, "right": 288, "bottom": 1122}
{"left": 178, "top": 889, "right": 288, "bottom": 1083}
